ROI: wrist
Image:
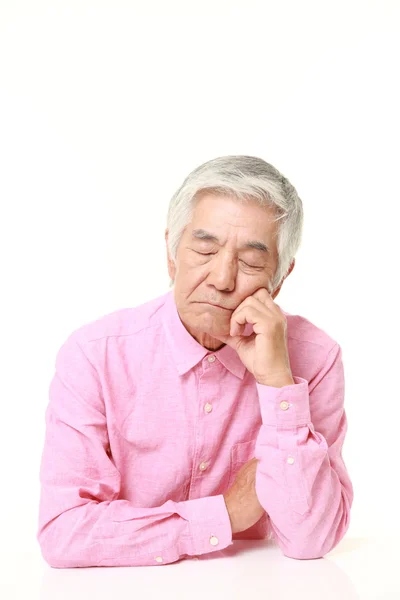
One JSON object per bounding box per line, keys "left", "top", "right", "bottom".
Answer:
{"left": 223, "top": 494, "right": 238, "bottom": 534}
{"left": 256, "top": 373, "right": 295, "bottom": 388}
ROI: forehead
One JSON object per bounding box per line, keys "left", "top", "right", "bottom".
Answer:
{"left": 189, "top": 192, "right": 278, "bottom": 243}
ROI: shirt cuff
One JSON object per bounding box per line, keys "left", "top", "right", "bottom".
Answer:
{"left": 184, "top": 494, "right": 233, "bottom": 556}
{"left": 256, "top": 376, "right": 311, "bottom": 428}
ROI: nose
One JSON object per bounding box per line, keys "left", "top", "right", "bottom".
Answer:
{"left": 206, "top": 252, "right": 236, "bottom": 292}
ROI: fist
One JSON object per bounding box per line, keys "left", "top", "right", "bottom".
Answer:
{"left": 223, "top": 457, "right": 266, "bottom": 534}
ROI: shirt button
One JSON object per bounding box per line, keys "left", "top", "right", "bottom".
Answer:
{"left": 280, "top": 401, "right": 289, "bottom": 411}
{"left": 155, "top": 556, "right": 163, "bottom": 563}
{"left": 210, "top": 536, "right": 219, "bottom": 546}
{"left": 199, "top": 462, "right": 208, "bottom": 471}
{"left": 204, "top": 402, "right": 213, "bottom": 413}
{"left": 287, "top": 456, "right": 295, "bottom": 464}
{"left": 207, "top": 355, "right": 216, "bottom": 363}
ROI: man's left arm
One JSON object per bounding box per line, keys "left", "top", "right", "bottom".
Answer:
{"left": 254, "top": 343, "right": 354, "bottom": 559}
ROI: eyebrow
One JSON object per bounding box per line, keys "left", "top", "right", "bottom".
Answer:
{"left": 191, "top": 229, "right": 270, "bottom": 254}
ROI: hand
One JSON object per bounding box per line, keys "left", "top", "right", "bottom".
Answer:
{"left": 213, "top": 287, "right": 294, "bottom": 386}
{"left": 223, "top": 458, "right": 265, "bottom": 534}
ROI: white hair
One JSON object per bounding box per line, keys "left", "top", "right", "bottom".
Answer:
{"left": 166, "top": 155, "right": 304, "bottom": 294}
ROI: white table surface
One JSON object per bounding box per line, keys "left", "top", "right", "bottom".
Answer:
{"left": 1, "top": 535, "right": 398, "bottom": 600}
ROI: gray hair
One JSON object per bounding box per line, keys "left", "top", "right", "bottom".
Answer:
{"left": 166, "top": 155, "right": 304, "bottom": 294}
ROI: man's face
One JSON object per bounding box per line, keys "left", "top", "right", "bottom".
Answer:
{"left": 165, "top": 192, "right": 290, "bottom": 351}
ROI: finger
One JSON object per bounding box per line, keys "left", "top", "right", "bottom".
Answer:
{"left": 230, "top": 306, "right": 263, "bottom": 336}
{"left": 253, "top": 287, "right": 271, "bottom": 301}
{"left": 252, "top": 287, "right": 285, "bottom": 318}
{"left": 230, "top": 308, "right": 248, "bottom": 336}
{"left": 252, "top": 287, "right": 279, "bottom": 309}
{"left": 230, "top": 319, "right": 246, "bottom": 337}
{"left": 211, "top": 331, "right": 241, "bottom": 349}
{"left": 232, "top": 291, "right": 271, "bottom": 321}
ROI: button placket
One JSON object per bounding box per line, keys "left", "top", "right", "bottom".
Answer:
{"left": 192, "top": 357, "right": 220, "bottom": 498}
{"left": 198, "top": 356, "right": 217, "bottom": 475}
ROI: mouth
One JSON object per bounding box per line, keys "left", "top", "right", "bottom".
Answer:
{"left": 199, "top": 302, "right": 232, "bottom": 311}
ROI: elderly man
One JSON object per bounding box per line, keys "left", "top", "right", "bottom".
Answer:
{"left": 37, "top": 155, "right": 353, "bottom": 567}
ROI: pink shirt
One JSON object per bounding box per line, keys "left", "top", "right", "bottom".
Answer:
{"left": 37, "top": 289, "right": 354, "bottom": 567}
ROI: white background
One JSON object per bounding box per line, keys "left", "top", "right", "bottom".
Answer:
{"left": 1, "top": 0, "right": 399, "bottom": 595}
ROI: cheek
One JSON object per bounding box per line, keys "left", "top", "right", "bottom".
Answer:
{"left": 235, "top": 275, "right": 261, "bottom": 296}
{"left": 174, "top": 271, "right": 206, "bottom": 304}
{"left": 240, "top": 271, "right": 270, "bottom": 288}
{"left": 183, "top": 261, "right": 209, "bottom": 287}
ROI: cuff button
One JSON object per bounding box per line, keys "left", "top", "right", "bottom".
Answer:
{"left": 209, "top": 536, "right": 219, "bottom": 546}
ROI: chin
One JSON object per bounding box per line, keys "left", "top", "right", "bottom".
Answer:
{"left": 192, "top": 313, "right": 229, "bottom": 335}
{"left": 202, "top": 322, "right": 230, "bottom": 339}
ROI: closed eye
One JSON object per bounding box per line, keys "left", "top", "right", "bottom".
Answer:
{"left": 194, "top": 251, "right": 262, "bottom": 269}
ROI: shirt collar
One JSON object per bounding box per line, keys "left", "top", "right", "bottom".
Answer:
{"left": 162, "top": 290, "right": 248, "bottom": 379}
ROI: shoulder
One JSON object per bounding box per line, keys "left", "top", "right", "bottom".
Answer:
{"left": 279, "top": 306, "right": 342, "bottom": 382}
{"left": 57, "top": 290, "right": 171, "bottom": 354}
{"left": 282, "top": 307, "right": 339, "bottom": 352}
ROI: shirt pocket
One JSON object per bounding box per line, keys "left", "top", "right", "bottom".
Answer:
{"left": 227, "top": 437, "right": 258, "bottom": 488}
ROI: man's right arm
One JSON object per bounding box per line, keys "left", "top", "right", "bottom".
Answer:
{"left": 37, "top": 335, "right": 233, "bottom": 568}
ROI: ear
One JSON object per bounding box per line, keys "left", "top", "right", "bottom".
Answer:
{"left": 165, "top": 229, "right": 176, "bottom": 281}
{"left": 287, "top": 258, "right": 295, "bottom": 277}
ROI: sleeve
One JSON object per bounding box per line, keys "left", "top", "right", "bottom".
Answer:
{"left": 254, "top": 342, "right": 354, "bottom": 560}
{"left": 37, "top": 335, "right": 233, "bottom": 568}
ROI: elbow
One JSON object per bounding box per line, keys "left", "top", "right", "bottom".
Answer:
{"left": 39, "top": 541, "right": 83, "bottom": 569}
{"left": 282, "top": 533, "right": 344, "bottom": 560}
{"left": 271, "top": 524, "right": 329, "bottom": 560}
{"left": 282, "top": 529, "right": 346, "bottom": 560}
{"left": 37, "top": 524, "right": 82, "bottom": 569}
{"left": 37, "top": 501, "right": 108, "bottom": 568}
{"left": 285, "top": 520, "right": 351, "bottom": 561}
{"left": 281, "top": 536, "right": 336, "bottom": 560}
{"left": 278, "top": 497, "right": 352, "bottom": 561}
{"left": 38, "top": 534, "right": 69, "bottom": 568}
{"left": 282, "top": 543, "right": 326, "bottom": 560}
{"left": 38, "top": 539, "right": 64, "bottom": 568}
{"left": 40, "top": 549, "right": 65, "bottom": 569}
